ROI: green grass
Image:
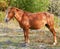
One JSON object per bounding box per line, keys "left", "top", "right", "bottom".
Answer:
{"left": 54, "top": 16, "right": 60, "bottom": 28}
{"left": 0, "top": 11, "right": 5, "bottom": 22}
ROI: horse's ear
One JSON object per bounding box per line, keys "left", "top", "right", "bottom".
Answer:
{"left": 8, "top": 6, "right": 15, "bottom": 9}
{"left": 16, "top": 8, "right": 19, "bottom": 11}
{"left": 8, "top": 6, "right": 12, "bottom": 9}
{"left": 16, "top": 8, "right": 20, "bottom": 11}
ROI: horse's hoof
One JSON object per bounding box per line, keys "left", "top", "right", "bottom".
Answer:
{"left": 21, "top": 43, "right": 29, "bottom": 47}
{"left": 25, "top": 43, "right": 30, "bottom": 47}
{"left": 53, "top": 42, "right": 57, "bottom": 45}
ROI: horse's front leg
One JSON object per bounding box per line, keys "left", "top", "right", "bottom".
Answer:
{"left": 23, "top": 29, "right": 30, "bottom": 44}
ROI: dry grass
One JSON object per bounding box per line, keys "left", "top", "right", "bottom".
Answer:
{"left": 0, "top": 21, "right": 60, "bottom": 49}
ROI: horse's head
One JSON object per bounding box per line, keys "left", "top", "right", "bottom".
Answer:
{"left": 5, "top": 7, "right": 24, "bottom": 22}
{"left": 5, "top": 7, "right": 15, "bottom": 22}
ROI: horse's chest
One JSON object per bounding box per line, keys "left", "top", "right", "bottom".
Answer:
{"left": 19, "top": 19, "right": 30, "bottom": 29}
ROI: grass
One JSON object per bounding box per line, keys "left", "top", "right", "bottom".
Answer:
{"left": 0, "top": 22, "right": 60, "bottom": 49}
{"left": 54, "top": 16, "right": 60, "bottom": 28}
{"left": 0, "top": 11, "right": 5, "bottom": 22}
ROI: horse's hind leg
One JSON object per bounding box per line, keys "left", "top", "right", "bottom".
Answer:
{"left": 46, "top": 24, "right": 57, "bottom": 45}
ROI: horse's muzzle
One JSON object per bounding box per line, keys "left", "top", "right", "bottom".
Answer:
{"left": 5, "top": 18, "right": 9, "bottom": 23}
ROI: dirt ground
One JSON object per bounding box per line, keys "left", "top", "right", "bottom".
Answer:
{"left": 0, "top": 20, "right": 60, "bottom": 49}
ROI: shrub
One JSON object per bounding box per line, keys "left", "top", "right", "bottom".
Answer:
{"left": 49, "top": 0, "right": 60, "bottom": 16}
{"left": 0, "top": 12, "right": 5, "bottom": 22}
{"left": 0, "top": 0, "right": 8, "bottom": 11}
{"left": 9, "top": 0, "right": 50, "bottom": 12}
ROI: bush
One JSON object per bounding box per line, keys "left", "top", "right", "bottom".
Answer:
{"left": 0, "top": 12, "right": 5, "bottom": 22}
{"left": 9, "top": 0, "right": 50, "bottom": 12}
{"left": 49, "top": 0, "right": 60, "bottom": 16}
{"left": 0, "top": 0, "right": 8, "bottom": 11}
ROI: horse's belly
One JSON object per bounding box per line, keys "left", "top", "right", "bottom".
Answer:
{"left": 30, "top": 26, "right": 42, "bottom": 30}
{"left": 30, "top": 22, "right": 46, "bottom": 30}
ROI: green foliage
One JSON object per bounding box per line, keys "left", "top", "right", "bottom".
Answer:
{"left": 9, "top": 0, "right": 50, "bottom": 12}
{"left": 0, "top": 12, "right": 5, "bottom": 22}
{"left": 0, "top": 0, "right": 8, "bottom": 11}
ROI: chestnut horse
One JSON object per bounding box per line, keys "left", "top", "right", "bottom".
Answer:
{"left": 5, "top": 7, "right": 57, "bottom": 45}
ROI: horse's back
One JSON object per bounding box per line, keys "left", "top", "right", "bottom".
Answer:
{"left": 27, "top": 12, "right": 47, "bottom": 29}
{"left": 29, "top": 12, "right": 54, "bottom": 29}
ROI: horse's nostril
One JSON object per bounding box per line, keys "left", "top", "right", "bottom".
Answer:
{"left": 5, "top": 18, "right": 9, "bottom": 22}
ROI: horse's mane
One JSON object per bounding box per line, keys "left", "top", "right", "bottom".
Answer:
{"left": 12, "top": 7, "right": 32, "bottom": 13}
{"left": 8, "top": 7, "right": 47, "bottom": 15}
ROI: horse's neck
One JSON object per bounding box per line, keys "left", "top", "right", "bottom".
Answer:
{"left": 15, "top": 10, "right": 24, "bottom": 22}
